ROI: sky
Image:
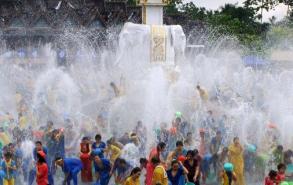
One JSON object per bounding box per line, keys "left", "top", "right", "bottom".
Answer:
{"left": 189, "top": 0, "right": 288, "bottom": 22}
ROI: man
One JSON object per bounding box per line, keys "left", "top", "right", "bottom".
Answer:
{"left": 210, "top": 131, "right": 223, "bottom": 174}
{"left": 151, "top": 157, "right": 168, "bottom": 185}
{"left": 55, "top": 157, "right": 83, "bottom": 185}
{"left": 111, "top": 158, "right": 132, "bottom": 185}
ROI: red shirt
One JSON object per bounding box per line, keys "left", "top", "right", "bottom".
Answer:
{"left": 36, "top": 162, "right": 48, "bottom": 185}
{"left": 264, "top": 177, "right": 275, "bottom": 185}
{"left": 149, "top": 148, "right": 159, "bottom": 161}
{"left": 146, "top": 162, "right": 155, "bottom": 185}
{"left": 276, "top": 173, "right": 286, "bottom": 185}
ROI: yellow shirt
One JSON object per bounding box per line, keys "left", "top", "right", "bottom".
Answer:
{"left": 0, "top": 132, "right": 10, "bottom": 145}
{"left": 19, "top": 116, "right": 27, "bottom": 129}
{"left": 108, "top": 144, "right": 121, "bottom": 163}
{"left": 152, "top": 165, "right": 168, "bottom": 185}
{"left": 124, "top": 176, "right": 140, "bottom": 185}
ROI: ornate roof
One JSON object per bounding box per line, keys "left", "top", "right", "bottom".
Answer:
{"left": 0, "top": 0, "right": 141, "bottom": 36}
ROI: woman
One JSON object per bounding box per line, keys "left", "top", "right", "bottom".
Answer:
{"left": 183, "top": 150, "right": 200, "bottom": 185}
{"left": 80, "top": 137, "right": 93, "bottom": 183}
{"left": 228, "top": 137, "right": 245, "bottom": 185}
{"left": 167, "top": 160, "right": 188, "bottom": 185}
{"left": 125, "top": 167, "right": 141, "bottom": 185}
{"left": 36, "top": 151, "right": 48, "bottom": 185}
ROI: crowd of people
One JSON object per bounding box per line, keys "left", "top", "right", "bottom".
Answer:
{"left": 0, "top": 83, "right": 292, "bottom": 185}
{"left": 0, "top": 113, "right": 292, "bottom": 185}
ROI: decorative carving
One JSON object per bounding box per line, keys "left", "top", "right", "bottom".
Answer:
{"left": 151, "top": 25, "right": 166, "bottom": 63}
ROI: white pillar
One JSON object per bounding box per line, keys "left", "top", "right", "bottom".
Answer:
{"left": 140, "top": 0, "right": 166, "bottom": 25}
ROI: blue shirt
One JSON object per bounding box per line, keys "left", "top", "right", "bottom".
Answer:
{"left": 94, "top": 158, "right": 111, "bottom": 185}
{"left": 63, "top": 158, "right": 83, "bottom": 174}
{"left": 1, "top": 160, "right": 16, "bottom": 179}
{"left": 167, "top": 167, "right": 184, "bottom": 185}
{"left": 92, "top": 142, "right": 106, "bottom": 150}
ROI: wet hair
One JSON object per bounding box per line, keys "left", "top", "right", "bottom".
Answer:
{"left": 157, "top": 142, "right": 166, "bottom": 150}
{"left": 95, "top": 134, "right": 102, "bottom": 140}
{"left": 119, "top": 158, "right": 127, "bottom": 165}
{"left": 187, "top": 132, "right": 192, "bottom": 136}
{"left": 233, "top": 137, "right": 239, "bottom": 142}
{"left": 130, "top": 133, "right": 137, "bottom": 137}
{"left": 37, "top": 153, "right": 46, "bottom": 164}
{"left": 54, "top": 157, "right": 63, "bottom": 162}
{"left": 151, "top": 157, "right": 160, "bottom": 165}
{"left": 277, "top": 163, "right": 286, "bottom": 171}
{"left": 268, "top": 170, "right": 277, "bottom": 179}
{"left": 175, "top": 117, "right": 181, "bottom": 123}
{"left": 4, "top": 152, "right": 12, "bottom": 159}
{"left": 35, "top": 141, "right": 42, "bottom": 145}
{"left": 130, "top": 167, "right": 141, "bottom": 176}
{"left": 171, "top": 159, "right": 179, "bottom": 166}
{"left": 176, "top": 141, "right": 184, "bottom": 147}
{"left": 193, "top": 149, "right": 199, "bottom": 155}
{"left": 186, "top": 150, "right": 195, "bottom": 157}
{"left": 139, "top": 158, "right": 148, "bottom": 164}
{"left": 216, "top": 130, "right": 221, "bottom": 135}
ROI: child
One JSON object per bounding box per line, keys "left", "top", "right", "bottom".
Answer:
{"left": 220, "top": 163, "right": 237, "bottom": 185}
{"left": 1, "top": 152, "right": 17, "bottom": 185}
{"left": 264, "top": 170, "right": 277, "bottom": 185}
{"left": 276, "top": 163, "right": 286, "bottom": 184}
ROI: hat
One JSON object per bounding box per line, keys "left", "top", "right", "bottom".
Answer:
{"left": 224, "top": 162, "right": 234, "bottom": 172}
{"left": 37, "top": 151, "right": 46, "bottom": 158}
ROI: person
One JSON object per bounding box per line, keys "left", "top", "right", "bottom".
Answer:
{"left": 167, "top": 159, "right": 188, "bottom": 185}
{"left": 29, "top": 141, "right": 53, "bottom": 185}
{"left": 167, "top": 141, "right": 186, "bottom": 168}
{"left": 149, "top": 142, "right": 166, "bottom": 163}
{"left": 36, "top": 151, "right": 48, "bottom": 185}
{"left": 92, "top": 134, "right": 106, "bottom": 150}
{"left": 110, "top": 82, "right": 120, "bottom": 97}
{"left": 112, "top": 158, "right": 132, "bottom": 185}
{"left": 196, "top": 85, "right": 209, "bottom": 102}
{"left": 55, "top": 157, "right": 83, "bottom": 185}
{"left": 140, "top": 158, "right": 155, "bottom": 185}
{"left": 284, "top": 150, "right": 293, "bottom": 165}
{"left": 152, "top": 157, "right": 168, "bottom": 185}
{"left": 184, "top": 150, "right": 200, "bottom": 185}
{"left": 198, "top": 129, "right": 208, "bottom": 157}
{"left": 125, "top": 167, "right": 142, "bottom": 185}
{"left": 105, "top": 139, "right": 122, "bottom": 164}
{"left": 80, "top": 137, "right": 93, "bottom": 183}
{"left": 228, "top": 137, "right": 245, "bottom": 185}
{"left": 184, "top": 132, "right": 195, "bottom": 151}
{"left": 220, "top": 163, "right": 237, "bottom": 185}
{"left": 1, "top": 152, "right": 17, "bottom": 185}
{"left": 210, "top": 131, "right": 223, "bottom": 174}
{"left": 92, "top": 152, "right": 111, "bottom": 185}
{"left": 273, "top": 145, "right": 284, "bottom": 166}
{"left": 276, "top": 163, "right": 286, "bottom": 184}
{"left": 264, "top": 170, "right": 277, "bottom": 185}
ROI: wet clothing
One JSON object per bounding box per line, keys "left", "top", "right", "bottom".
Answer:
{"left": 152, "top": 165, "right": 168, "bottom": 185}
{"left": 167, "top": 168, "right": 184, "bottom": 185}
{"left": 36, "top": 162, "right": 48, "bottom": 185}
{"left": 184, "top": 159, "right": 200, "bottom": 184}
{"left": 228, "top": 144, "right": 245, "bottom": 185}
{"left": 125, "top": 176, "right": 140, "bottom": 185}
{"left": 80, "top": 153, "right": 93, "bottom": 182}
{"left": 93, "top": 158, "right": 111, "bottom": 185}
{"left": 145, "top": 162, "right": 155, "bottom": 185}
{"left": 1, "top": 159, "right": 16, "bottom": 180}
{"left": 92, "top": 142, "right": 106, "bottom": 150}
{"left": 62, "top": 158, "right": 83, "bottom": 185}
{"left": 264, "top": 177, "right": 275, "bottom": 185}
